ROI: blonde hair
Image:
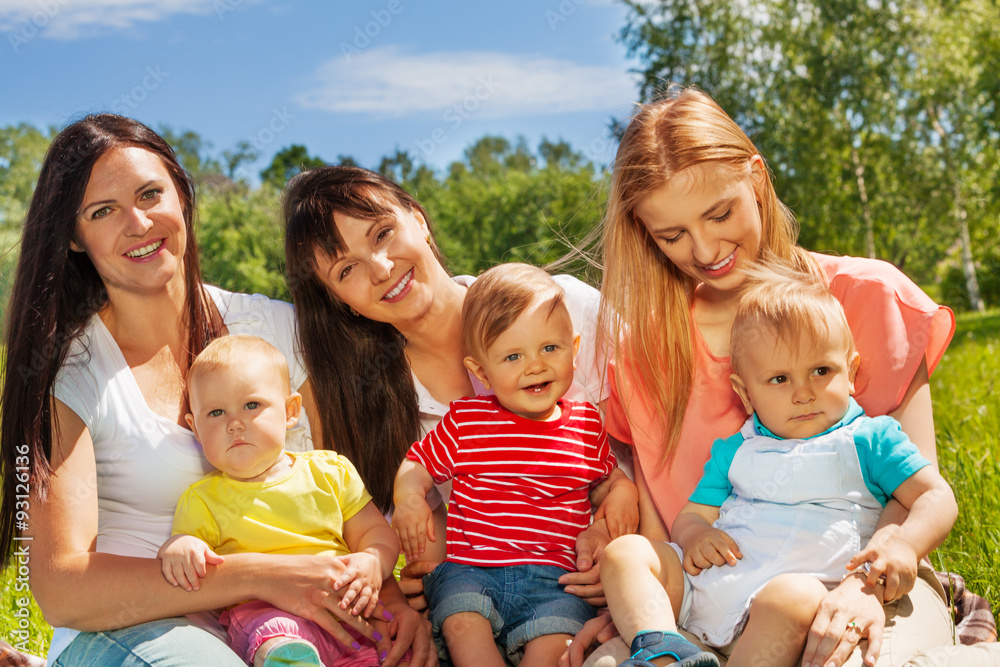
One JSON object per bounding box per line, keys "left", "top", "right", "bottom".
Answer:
{"left": 463, "top": 263, "right": 566, "bottom": 360}
{"left": 599, "top": 87, "right": 819, "bottom": 467}
{"left": 730, "top": 264, "right": 855, "bottom": 379}
{"left": 187, "top": 335, "right": 291, "bottom": 399}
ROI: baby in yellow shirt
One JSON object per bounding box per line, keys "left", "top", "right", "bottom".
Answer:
{"left": 157, "top": 334, "right": 401, "bottom": 667}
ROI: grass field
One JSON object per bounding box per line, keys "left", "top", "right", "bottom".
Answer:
{"left": 2, "top": 309, "right": 999, "bottom": 661}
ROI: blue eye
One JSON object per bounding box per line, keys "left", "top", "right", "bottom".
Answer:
{"left": 245, "top": 402, "right": 259, "bottom": 410}
{"left": 504, "top": 353, "right": 521, "bottom": 362}
{"left": 543, "top": 344, "right": 558, "bottom": 352}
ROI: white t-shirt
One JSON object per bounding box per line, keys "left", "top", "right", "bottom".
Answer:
{"left": 47, "top": 286, "right": 309, "bottom": 661}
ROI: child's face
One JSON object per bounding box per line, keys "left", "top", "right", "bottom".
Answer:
{"left": 730, "top": 317, "right": 860, "bottom": 440}
{"left": 465, "top": 299, "right": 580, "bottom": 421}
{"left": 186, "top": 362, "right": 301, "bottom": 482}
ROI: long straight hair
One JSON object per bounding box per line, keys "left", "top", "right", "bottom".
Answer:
{"left": 599, "top": 88, "right": 817, "bottom": 467}
{"left": 283, "top": 166, "right": 448, "bottom": 513}
{"left": 0, "top": 114, "right": 222, "bottom": 567}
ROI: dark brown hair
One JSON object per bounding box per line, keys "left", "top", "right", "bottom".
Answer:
{"left": 283, "top": 166, "right": 447, "bottom": 513}
{"left": 0, "top": 114, "right": 221, "bottom": 567}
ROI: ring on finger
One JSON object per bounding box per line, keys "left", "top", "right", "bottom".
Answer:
{"left": 846, "top": 621, "right": 860, "bottom": 634}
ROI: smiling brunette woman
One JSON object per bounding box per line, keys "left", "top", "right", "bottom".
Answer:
{"left": 0, "top": 115, "right": 431, "bottom": 667}
{"left": 283, "top": 166, "right": 614, "bottom": 608}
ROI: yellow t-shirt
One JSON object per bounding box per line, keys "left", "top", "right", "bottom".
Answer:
{"left": 171, "top": 450, "right": 372, "bottom": 556}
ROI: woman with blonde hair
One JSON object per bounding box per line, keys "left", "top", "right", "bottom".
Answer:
{"left": 563, "top": 88, "right": 998, "bottom": 666}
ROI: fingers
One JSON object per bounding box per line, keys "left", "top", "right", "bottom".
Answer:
{"left": 721, "top": 533, "right": 743, "bottom": 562}
{"left": 804, "top": 611, "right": 856, "bottom": 667}
{"left": 863, "top": 616, "right": 883, "bottom": 667}
{"left": 400, "top": 559, "right": 439, "bottom": 580}
{"left": 425, "top": 514, "right": 436, "bottom": 545}
{"left": 559, "top": 565, "right": 600, "bottom": 588}
{"left": 846, "top": 548, "right": 871, "bottom": 571}
{"left": 682, "top": 553, "right": 703, "bottom": 576}
{"left": 161, "top": 562, "right": 182, "bottom": 589}
{"left": 563, "top": 579, "right": 606, "bottom": 607}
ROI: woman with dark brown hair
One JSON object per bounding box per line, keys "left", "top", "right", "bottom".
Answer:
{"left": 0, "top": 116, "right": 432, "bottom": 666}
{"left": 283, "top": 166, "right": 615, "bottom": 606}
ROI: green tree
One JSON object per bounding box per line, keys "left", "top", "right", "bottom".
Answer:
{"left": 158, "top": 126, "right": 223, "bottom": 182}
{"left": 197, "top": 184, "right": 287, "bottom": 299}
{"left": 0, "top": 123, "right": 52, "bottom": 228}
{"left": 260, "top": 144, "right": 325, "bottom": 188}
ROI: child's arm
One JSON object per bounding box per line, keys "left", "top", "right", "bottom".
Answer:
{"left": 156, "top": 534, "right": 224, "bottom": 592}
{"left": 846, "top": 466, "right": 957, "bottom": 601}
{"left": 591, "top": 467, "right": 639, "bottom": 539}
{"left": 338, "top": 501, "right": 401, "bottom": 618}
{"left": 392, "top": 459, "right": 437, "bottom": 562}
{"left": 670, "top": 502, "right": 742, "bottom": 576}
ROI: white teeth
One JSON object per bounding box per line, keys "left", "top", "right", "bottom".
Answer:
{"left": 384, "top": 269, "right": 412, "bottom": 299}
{"left": 706, "top": 250, "right": 735, "bottom": 271}
{"left": 125, "top": 240, "right": 163, "bottom": 258}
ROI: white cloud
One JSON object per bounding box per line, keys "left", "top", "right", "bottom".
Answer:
{"left": 295, "top": 47, "right": 637, "bottom": 118}
{"left": 0, "top": 0, "right": 252, "bottom": 40}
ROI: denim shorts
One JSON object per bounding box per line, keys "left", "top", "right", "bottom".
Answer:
{"left": 424, "top": 561, "right": 596, "bottom": 665}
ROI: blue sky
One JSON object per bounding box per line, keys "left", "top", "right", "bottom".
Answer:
{"left": 1, "top": 0, "right": 641, "bottom": 180}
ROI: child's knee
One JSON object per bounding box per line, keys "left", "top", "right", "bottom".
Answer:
{"left": 441, "top": 611, "right": 493, "bottom": 644}
{"left": 603, "top": 534, "right": 657, "bottom": 572}
{"left": 754, "top": 573, "right": 827, "bottom": 629}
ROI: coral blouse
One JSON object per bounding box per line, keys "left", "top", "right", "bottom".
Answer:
{"left": 606, "top": 253, "right": 956, "bottom": 531}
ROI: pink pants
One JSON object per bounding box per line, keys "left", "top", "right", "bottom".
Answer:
{"left": 221, "top": 600, "right": 387, "bottom": 667}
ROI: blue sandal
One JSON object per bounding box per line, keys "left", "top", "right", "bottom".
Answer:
{"left": 617, "top": 631, "right": 719, "bottom": 667}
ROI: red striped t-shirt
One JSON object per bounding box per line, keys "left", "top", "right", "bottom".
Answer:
{"left": 405, "top": 396, "right": 615, "bottom": 571}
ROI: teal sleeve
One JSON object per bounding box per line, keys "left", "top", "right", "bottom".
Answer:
{"left": 854, "top": 416, "right": 931, "bottom": 506}
{"left": 689, "top": 431, "right": 743, "bottom": 507}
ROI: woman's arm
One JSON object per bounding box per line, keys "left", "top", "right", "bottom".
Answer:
{"left": 632, "top": 444, "right": 669, "bottom": 542}
{"left": 29, "top": 399, "right": 371, "bottom": 647}
{"left": 888, "top": 358, "right": 937, "bottom": 467}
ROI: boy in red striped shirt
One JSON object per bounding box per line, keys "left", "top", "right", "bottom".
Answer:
{"left": 393, "top": 263, "right": 637, "bottom": 667}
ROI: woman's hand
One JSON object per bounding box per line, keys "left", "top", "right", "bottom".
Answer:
{"left": 560, "top": 519, "right": 611, "bottom": 607}
{"left": 558, "top": 611, "right": 619, "bottom": 667}
{"left": 257, "top": 552, "right": 379, "bottom": 649}
{"left": 801, "top": 575, "right": 885, "bottom": 667}
{"left": 376, "top": 579, "right": 438, "bottom": 667}
{"left": 398, "top": 559, "right": 440, "bottom": 612}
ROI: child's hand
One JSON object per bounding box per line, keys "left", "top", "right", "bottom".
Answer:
{"left": 157, "top": 534, "right": 224, "bottom": 591}
{"left": 332, "top": 552, "right": 384, "bottom": 618}
{"left": 594, "top": 478, "right": 639, "bottom": 540}
{"left": 681, "top": 527, "right": 742, "bottom": 576}
{"left": 847, "top": 527, "right": 919, "bottom": 602}
{"left": 391, "top": 495, "right": 435, "bottom": 561}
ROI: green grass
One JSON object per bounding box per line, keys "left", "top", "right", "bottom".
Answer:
{"left": 930, "top": 309, "right": 1000, "bottom": 621}
{"left": 2, "top": 310, "right": 999, "bottom": 659}
{"left": 1, "top": 554, "right": 49, "bottom": 657}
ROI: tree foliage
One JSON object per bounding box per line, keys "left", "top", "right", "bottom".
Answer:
{"left": 618, "top": 0, "right": 1000, "bottom": 310}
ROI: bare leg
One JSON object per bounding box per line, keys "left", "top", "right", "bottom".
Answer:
{"left": 441, "top": 612, "right": 506, "bottom": 667}
{"left": 520, "top": 633, "right": 574, "bottom": 667}
{"left": 601, "top": 535, "right": 687, "bottom": 645}
{"left": 727, "top": 573, "right": 827, "bottom": 667}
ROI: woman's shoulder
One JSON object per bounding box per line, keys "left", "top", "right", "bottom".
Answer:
{"left": 810, "top": 252, "right": 938, "bottom": 310}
